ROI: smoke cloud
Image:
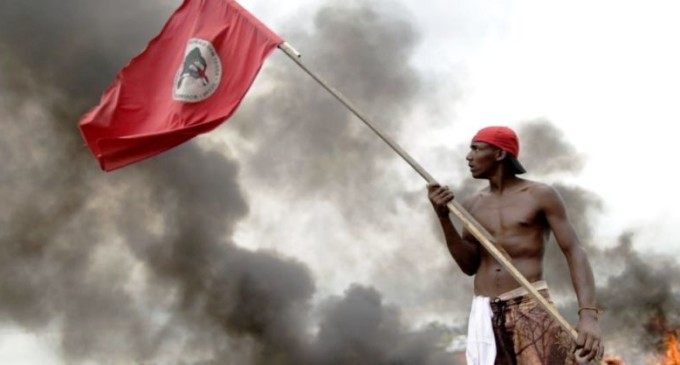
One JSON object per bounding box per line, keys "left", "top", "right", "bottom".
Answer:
{"left": 235, "top": 0, "right": 424, "bottom": 222}
{"left": 0, "top": 0, "right": 462, "bottom": 364}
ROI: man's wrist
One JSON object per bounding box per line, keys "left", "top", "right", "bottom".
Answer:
{"left": 579, "top": 312, "right": 598, "bottom": 321}
{"left": 578, "top": 306, "right": 601, "bottom": 320}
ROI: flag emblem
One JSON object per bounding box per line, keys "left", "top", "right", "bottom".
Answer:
{"left": 173, "top": 38, "right": 222, "bottom": 102}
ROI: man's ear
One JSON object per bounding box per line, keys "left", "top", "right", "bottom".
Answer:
{"left": 495, "top": 148, "right": 507, "bottom": 162}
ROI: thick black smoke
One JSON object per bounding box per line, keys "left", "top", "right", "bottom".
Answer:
{"left": 235, "top": 0, "right": 424, "bottom": 221}
{"left": 310, "top": 285, "right": 456, "bottom": 365}
{"left": 594, "top": 233, "right": 680, "bottom": 362}
{"left": 519, "top": 118, "right": 584, "bottom": 176}
{"left": 0, "top": 0, "right": 460, "bottom": 364}
{"left": 0, "top": 0, "right": 173, "bottom": 101}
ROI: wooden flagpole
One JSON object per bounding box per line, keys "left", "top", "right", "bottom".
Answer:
{"left": 278, "top": 41, "right": 602, "bottom": 363}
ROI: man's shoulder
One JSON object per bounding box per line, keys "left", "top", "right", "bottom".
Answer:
{"left": 521, "top": 180, "right": 564, "bottom": 206}
{"left": 517, "top": 179, "right": 554, "bottom": 194}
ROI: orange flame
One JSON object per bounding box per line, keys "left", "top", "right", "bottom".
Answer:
{"left": 656, "top": 331, "right": 680, "bottom": 365}
{"left": 603, "top": 354, "right": 625, "bottom": 365}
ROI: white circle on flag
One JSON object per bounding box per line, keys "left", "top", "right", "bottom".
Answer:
{"left": 173, "top": 38, "right": 222, "bottom": 102}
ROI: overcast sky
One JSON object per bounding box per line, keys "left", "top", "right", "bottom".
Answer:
{"left": 1, "top": 0, "right": 679, "bottom": 364}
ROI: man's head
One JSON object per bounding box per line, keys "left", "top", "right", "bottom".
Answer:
{"left": 468, "top": 126, "right": 526, "bottom": 176}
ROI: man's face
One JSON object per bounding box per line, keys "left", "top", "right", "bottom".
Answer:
{"left": 466, "top": 141, "right": 502, "bottom": 178}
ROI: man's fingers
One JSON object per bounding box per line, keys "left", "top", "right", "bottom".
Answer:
{"left": 577, "top": 336, "right": 599, "bottom": 362}
{"left": 583, "top": 336, "right": 594, "bottom": 353}
{"left": 426, "top": 185, "right": 442, "bottom": 196}
{"left": 435, "top": 188, "right": 453, "bottom": 198}
{"left": 586, "top": 343, "right": 598, "bottom": 362}
{"left": 596, "top": 343, "right": 605, "bottom": 361}
{"left": 575, "top": 332, "right": 586, "bottom": 348}
{"left": 426, "top": 183, "right": 441, "bottom": 192}
{"left": 435, "top": 191, "right": 454, "bottom": 204}
{"left": 428, "top": 185, "right": 452, "bottom": 199}
{"left": 427, "top": 185, "right": 454, "bottom": 217}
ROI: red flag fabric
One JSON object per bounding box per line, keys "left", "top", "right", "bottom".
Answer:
{"left": 79, "top": 0, "right": 283, "bottom": 171}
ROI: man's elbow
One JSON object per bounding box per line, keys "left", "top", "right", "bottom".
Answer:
{"left": 461, "top": 268, "right": 477, "bottom": 276}
{"left": 460, "top": 261, "right": 479, "bottom": 276}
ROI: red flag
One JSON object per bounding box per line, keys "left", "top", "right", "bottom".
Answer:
{"left": 79, "top": 0, "right": 283, "bottom": 171}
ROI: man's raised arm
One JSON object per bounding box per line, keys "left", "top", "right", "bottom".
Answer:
{"left": 427, "top": 183, "right": 481, "bottom": 276}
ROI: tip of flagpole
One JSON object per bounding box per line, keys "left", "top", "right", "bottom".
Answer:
{"left": 279, "top": 42, "right": 301, "bottom": 58}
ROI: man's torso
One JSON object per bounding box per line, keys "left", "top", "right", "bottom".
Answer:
{"left": 464, "top": 179, "right": 551, "bottom": 297}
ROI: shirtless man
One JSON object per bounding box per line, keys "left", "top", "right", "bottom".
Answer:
{"left": 427, "top": 126, "right": 603, "bottom": 364}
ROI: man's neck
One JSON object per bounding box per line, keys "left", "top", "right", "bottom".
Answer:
{"left": 487, "top": 171, "right": 521, "bottom": 194}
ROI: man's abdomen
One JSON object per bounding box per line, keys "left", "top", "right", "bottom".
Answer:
{"left": 474, "top": 256, "right": 544, "bottom": 298}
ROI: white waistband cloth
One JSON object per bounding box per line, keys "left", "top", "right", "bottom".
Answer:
{"left": 465, "top": 296, "right": 496, "bottom": 365}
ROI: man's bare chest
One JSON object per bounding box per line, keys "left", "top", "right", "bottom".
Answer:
{"left": 468, "top": 194, "right": 544, "bottom": 235}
